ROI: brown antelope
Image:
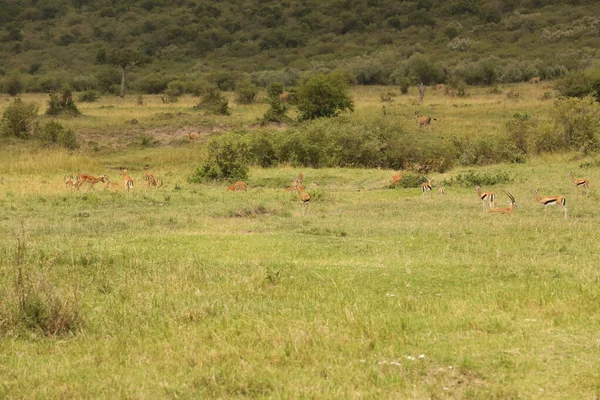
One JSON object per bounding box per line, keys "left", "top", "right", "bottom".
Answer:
{"left": 444, "top": 88, "right": 456, "bottom": 97}
{"left": 568, "top": 172, "right": 589, "bottom": 194}
{"left": 294, "top": 172, "right": 304, "bottom": 185}
{"left": 286, "top": 184, "right": 304, "bottom": 192}
{"left": 414, "top": 111, "right": 436, "bottom": 129}
{"left": 189, "top": 132, "right": 198, "bottom": 141}
{"left": 529, "top": 76, "right": 541, "bottom": 84}
{"left": 143, "top": 167, "right": 163, "bottom": 188}
{"left": 421, "top": 178, "right": 432, "bottom": 197}
{"left": 64, "top": 175, "right": 76, "bottom": 189}
{"left": 391, "top": 171, "right": 403, "bottom": 186}
{"left": 533, "top": 189, "right": 567, "bottom": 219}
{"left": 292, "top": 184, "right": 311, "bottom": 215}
{"left": 489, "top": 192, "right": 517, "bottom": 214}
{"left": 120, "top": 168, "right": 134, "bottom": 191}
{"left": 279, "top": 92, "right": 290, "bottom": 103}
{"left": 76, "top": 174, "right": 108, "bottom": 191}
{"left": 227, "top": 181, "right": 248, "bottom": 191}
{"left": 435, "top": 83, "right": 445, "bottom": 91}
{"left": 475, "top": 186, "right": 496, "bottom": 213}
{"left": 436, "top": 185, "right": 446, "bottom": 195}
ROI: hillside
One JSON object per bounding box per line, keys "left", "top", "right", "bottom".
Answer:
{"left": 1, "top": 0, "right": 600, "bottom": 94}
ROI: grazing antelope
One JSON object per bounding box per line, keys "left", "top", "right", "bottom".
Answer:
{"left": 227, "top": 181, "right": 248, "bottom": 191}
{"left": 475, "top": 186, "right": 496, "bottom": 213}
{"left": 489, "top": 192, "right": 517, "bottom": 214}
{"left": 76, "top": 174, "right": 108, "bottom": 191}
{"left": 292, "top": 184, "right": 311, "bottom": 215}
{"left": 533, "top": 189, "right": 567, "bottom": 219}
{"left": 64, "top": 175, "right": 76, "bottom": 189}
{"left": 529, "top": 76, "right": 541, "bottom": 84}
{"left": 279, "top": 92, "right": 290, "bottom": 103}
{"left": 414, "top": 111, "right": 436, "bottom": 129}
{"left": 436, "top": 185, "right": 446, "bottom": 195}
{"left": 143, "top": 166, "right": 162, "bottom": 188}
{"left": 444, "top": 88, "right": 456, "bottom": 97}
{"left": 120, "top": 168, "right": 134, "bottom": 191}
{"left": 568, "top": 172, "right": 589, "bottom": 193}
{"left": 189, "top": 132, "right": 198, "bottom": 141}
{"left": 391, "top": 171, "right": 403, "bottom": 186}
{"left": 421, "top": 178, "right": 432, "bottom": 197}
{"left": 435, "top": 83, "right": 445, "bottom": 91}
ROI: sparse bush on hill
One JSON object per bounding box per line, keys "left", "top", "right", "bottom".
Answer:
{"left": 78, "top": 90, "right": 100, "bottom": 102}
{"left": 262, "top": 82, "right": 290, "bottom": 123}
{"left": 37, "top": 120, "right": 79, "bottom": 149}
{"left": 192, "top": 86, "right": 230, "bottom": 115}
{"left": 555, "top": 72, "right": 600, "bottom": 102}
{"left": 449, "top": 171, "right": 513, "bottom": 187}
{"left": 1, "top": 98, "right": 38, "bottom": 139}
{"left": 235, "top": 81, "right": 259, "bottom": 104}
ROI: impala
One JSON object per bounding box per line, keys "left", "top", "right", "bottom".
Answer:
{"left": 227, "top": 181, "right": 248, "bottom": 191}
{"left": 391, "top": 171, "right": 403, "bottom": 186}
{"left": 529, "top": 76, "right": 541, "bottom": 84}
{"left": 568, "top": 172, "right": 589, "bottom": 193}
{"left": 533, "top": 189, "right": 567, "bottom": 219}
{"left": 435, "top": 83, "right": 444, "bottom": 91}
{"left": 475, "top": 186, "right": 495, "bottom": 213}
{"left": 489, "top": 192, "right": 517, "bottom": 214}
{"left": 189, "top": 132, "right": 198, "bottom": 141}
{"left": 76, "top": 174, "right": 108, "bottom": 191}
{"left": 421, "top": 178, "right": 432, "bottom": 197}
{"left": 120, "top": 168, "right": 134, "bottom": 191}
{"left": 436, "top": 185, "right": 446, "bottom": 195}
{"left": 414, "top": 111, "right": 436, "bottom": 129}
{"left": 64, "top": 175, "right": 76, "bottom": 189}
{"left": 144, "top": 170, "right": 163, "bottom": 187}
{"left": 292, "top": 184, "right": 311, "bottom": 215}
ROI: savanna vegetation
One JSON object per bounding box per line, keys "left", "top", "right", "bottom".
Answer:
{"left": 1, "top": 82, "right": 600, "bottom": 398}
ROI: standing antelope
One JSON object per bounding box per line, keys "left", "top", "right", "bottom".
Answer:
{"left": 143, "top": 166, "right": 162, "bottom": 188}
{"left": 292, "top": 184, "right": 311, "bottom": 215}
{"left": 489, "top": 192, "right": 517, "bottom": 214}
{"left": 421, "top": 178, "right": 432, "bottom": 197}
{"left": 120, "top": 168, "right": 134, "bottom": 191}
{"left": 227, "top": 181, "right": 248, "bottom": 191}
{"left": 529, "top": 76, "right": 541, "bottom": 84}
{"left": 76, "top": 174, "right": 108, "bottom": 191}
{"left": 533, "top": 189, "right": 567, "bottom": 219}
{"left": 391, "top": 171, "right": 403, "bottom": 186}
{"left": 414, "top": 111, "right": 436, "bottom": 129}
{"left": 437, "top": 185, "right": 446, "bottom": 195}
{"left": 475, "top": 186, "right": 496, "bottom": 213}
{"left": 568, "top": 172, "right": 589, "bottom": 194}
{"left": 435, "top": 83, "right": 445, "bottom": 91}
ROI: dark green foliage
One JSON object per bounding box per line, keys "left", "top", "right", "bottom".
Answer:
{"left": 45, "top": 90, "right": 81, "bottom": 116}
{"left": 235, "top": 81, "right": 258, "bottom": 104}
{"left": 4, "top": 73, "right": 23, "bottom": 96}
{"left": 37, "top": 120, "right": 79, "bottom": 149}
{"left": 394, "top": 172, "right": 429, "bottom": 188}
{"left": 262, "top": 82, "right": 289, "bottom": 123}
{"left": 556, "top": 72, "right": 600, "bottom": 102}
{"left": 189, "top": 133, "right": 249, "bottom": 182}
{"left": 78, "top": 90, "right": 100, "bottom": 102}
{"left": 0, "top": 99, "right": 38, "bottom": 139}
{"left": 449, "top": 171, "right": 513, "bottom": 188}
{"left": 193, "top": 86, "right": 230, "bottom": 115}
{"left": 161, "top": 80, "right": 185, "bottom": 103}
{"left": 296, "top": 72, "right": 354, "bottom": 121}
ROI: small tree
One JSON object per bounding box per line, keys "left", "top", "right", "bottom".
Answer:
{"left": 188, "top": 133, "right": 249, "bottom": 182}
{"left": 262, "top": 82, "right": 289, "bottom": 123}
{"left": 296, "top": 72, "right": 354, "bottom": 121}
{"left": 46, "top": 89, "right": 81, "bottom": 116}
{"left": 0, "top": 99, "right": 38, "bottom": 139}
{"left": 107, "top": 48, "right": 148, "bottom": 98}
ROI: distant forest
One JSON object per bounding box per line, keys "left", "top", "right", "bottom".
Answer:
{"left": 1, "top": 0, "right": 599, "bottom": 94}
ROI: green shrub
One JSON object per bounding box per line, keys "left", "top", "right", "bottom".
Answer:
{"left": 555, "top": 72, "right": 600, "bottom": 102}
{"left": 188, "top": 132, "right": 249, "bottom": 182}
{"left": 193, "top": 86, "right": 230, "bottom": 115}
{"left": 37, "top": 120, "right": 79, "bottom": 149}
{"left": 262, "top": 82, "right": 289, "bottom": 123}
{"left": 78, "top": 90, "right": 100, "bottom": 102}
{"left": 46, "top": 90, "right": 81, "bottom": 116}
{"left": 235, "top": 81, "right": 258, "bottom": 104}
{"left": 1, "top": 98, "right": 39, "bottom": 139}
{"left": 296, "top": 72, "right": 354, "bottom": 121}
{"left": 395, "top": 172, "right": 428, "bottom": 188}
{"left": 552, "top": 96, "right": 600, "bottom": 154}
{"left": 450, "top": 171, "right": 513, "bottom": 188}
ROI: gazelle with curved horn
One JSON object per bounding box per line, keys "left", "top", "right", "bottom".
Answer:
{"left": 421, "top": 178, "right": 432, "bottom": 197}
{"left": 568, "top": 172, "right": 589, "bottom": 194}
{"left": 120, "top": 168, "right": 134, "bottom": 191}
{"left": 489, "top": 192, "right": 517, "bottom": 214}
{"left": 292, "top": 184, "right": 311, "bottom": 215}
{"left": 475, "top": 186, "right": 495, "bottom": 213}
{"left": 533, "top": 189, "right": 567, "bottom": 219}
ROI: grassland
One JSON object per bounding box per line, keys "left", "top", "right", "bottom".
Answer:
{"left": 1, "top": 84, "right": 599, "bottom": 398}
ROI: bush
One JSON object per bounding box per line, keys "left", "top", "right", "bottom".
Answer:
{"left": 1, "top": 99, "right": 39, "bottom": 139}
{"left": 296, "top": 72, "right": 354, "bottom": 121}
{"left": 552, "top": 96, "right": 600, "bottom": 154}
{"left": 161, "top": 81, "right": 185, "bottom": 104}
{"left": 394, "top": 172, "right": 428, "bottom": 188}
{"left": 5, "top": 73, "right": 23, "bottom": 96}
{"left": 78, "top": 90, "right": 100, "bottom": 102}
{"left": 262, "top": 82, "right": 289, "bottom": 123}
{"left": 192, "top": 86, "right": 230, "bottom": 115}
{"left": 188, "top": 132, "right": 249, "bottom": 182}
{"left": 555, "top": 72, "right": 600, "bottom": 102}
{"left": 235, "top": 81, "right": 258, "bottom": 104}
{"left": 37, "top": 120, "right": 78, "bottom": 149}
{"left": 449, "top": 171, "right": 513, "bottom": 188}
{"left": 46, "top": 90, "right": 81, "bottom": 116}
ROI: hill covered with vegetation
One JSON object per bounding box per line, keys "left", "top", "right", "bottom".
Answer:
{"left": 1, "top": 0, "right": 600, "bottom": 94}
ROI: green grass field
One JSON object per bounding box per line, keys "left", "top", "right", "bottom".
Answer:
{"left": 1, "top": 85, "right": 599, "bottom": 398}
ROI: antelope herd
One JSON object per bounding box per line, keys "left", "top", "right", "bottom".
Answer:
{"left": 58, "top": 165, "right": 590, "bottom": 218}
